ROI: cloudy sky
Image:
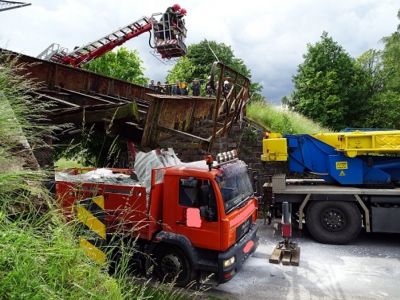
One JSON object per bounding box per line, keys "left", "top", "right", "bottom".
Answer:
{"left": 0, "top": 0, "right": 398, "bottom": 102}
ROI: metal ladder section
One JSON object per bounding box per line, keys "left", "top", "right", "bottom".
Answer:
{"left": 67, "top": 16, "right": 152, "bottom": 59}
{"left": 40, "top": 16, "right": 153, "bottom": 66}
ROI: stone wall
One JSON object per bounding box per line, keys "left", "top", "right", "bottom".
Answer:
{"left": 157, "top": 118, "right": 289, "bottom": 187}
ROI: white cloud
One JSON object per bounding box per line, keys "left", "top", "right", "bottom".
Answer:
{"left": 0, "top": 0, "right": 398, "bottom": 102}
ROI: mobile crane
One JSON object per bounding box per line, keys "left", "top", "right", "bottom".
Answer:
{"left": 262, "top": 129, "right": 400, "bottom": 244}
{"left": 56, "top": 149, "right": 259, "bottom": 286}
{"left": 37, "top": 4, "right": 187, "bottom": 67}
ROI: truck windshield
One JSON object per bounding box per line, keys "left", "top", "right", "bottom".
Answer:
{"left": 217, "top": 160, "right": 254, "bottom": 214}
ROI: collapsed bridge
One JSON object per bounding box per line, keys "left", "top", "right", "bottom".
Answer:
{"left": 2, "top": 49, "right": 253, "bottom": 165}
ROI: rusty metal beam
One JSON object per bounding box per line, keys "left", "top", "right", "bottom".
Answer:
{"left": 1, "top": 49, "right": 155, "bottom": 102}
{"left": 60, "top": 88, "right": 116, "bottom": 105}
{"left": 3, "top": 49, "right": 251, "bottom": 151}
{"left": 32, "top": 91, "right": 80, "bottom": 108}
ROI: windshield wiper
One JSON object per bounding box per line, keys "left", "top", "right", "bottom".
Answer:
{"left": 237, "top": 196, "right": 251, "bottom": 208}
{"left": 227, "top": 195, "right": 251, "bottom": 214}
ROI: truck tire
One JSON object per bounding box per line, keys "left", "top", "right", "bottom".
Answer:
{"left": 155, "top": 246, "right": 194, "bottom": 287}
{"left": 306, "top": 201, "right": 361, "bottom": 244}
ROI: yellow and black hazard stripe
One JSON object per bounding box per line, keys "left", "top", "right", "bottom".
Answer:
{"left": 76, "top": 195, "right": 107, "bottom": 264}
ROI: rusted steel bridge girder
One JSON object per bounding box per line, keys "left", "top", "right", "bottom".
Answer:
{"left": 1, "top": 49, "right": 251, "bottom": 151}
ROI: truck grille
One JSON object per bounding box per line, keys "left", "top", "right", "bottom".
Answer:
{"left": 236, "top": 216, "right": 252, "bottom": 242}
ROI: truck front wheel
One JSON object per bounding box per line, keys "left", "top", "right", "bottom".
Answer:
{"left": 155, "top": 247, "right": 194, "bottom": 287}
{"left": 306, "top": 201, "right": 361, "bottom": 244}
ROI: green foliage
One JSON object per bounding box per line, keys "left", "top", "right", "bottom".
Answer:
{"left": 357, "top": 10, "right": 400, "bottom": 129}
{"left": 0, "top": 56, "right": 53, "bottom": 157}
{"left": 57, "top": 128, "right": 128, "bottom": 168}
{"left": 356, "top": 49, "right": 385, "bottom": 97}
{"left": 84, "top": 47, "right": 148, "bottom": 85}
{"left": 0, "top": 54, "right": 122, "bottom": 299}
{"left": 172, "top": 40, "right": 251, "bottom": 80}
{"left": 290, "top": 32, "right": 368, "bottom": 130}
{"left": 247, "top": 101, "right": 328, "bottom": 134}
{"left": 55, "top": 158, "right": 86, "bottom": 169}
{"left": 289, "top": 10, "right": 400, "bottom": 130}
{"left": 363, "top": 91, "right": 400, "bottom": 128}
{"left": 381, "top": 31, "right": 400, "bottom": 93}
{"left": 0, "top": 219, "right": 121, "bottom": 299}
{"left": 0, "top": 54, "right": 191, "bottom": 300}
{"left": 167, "top": 39, "right": 263, "bottom": 97}
{"left": 167, "top": 56, "right": 196, "bottom": 84}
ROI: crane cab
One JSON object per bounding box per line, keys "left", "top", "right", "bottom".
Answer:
{"left": 152, "top": 11, "right": 187, "bottom": 59}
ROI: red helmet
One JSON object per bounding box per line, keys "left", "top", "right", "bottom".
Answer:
{"left": 172, "top": 4, "right": 181, "bottom": 12}
{"left": 180, "top": 8, "right": 187, "bottom": 15}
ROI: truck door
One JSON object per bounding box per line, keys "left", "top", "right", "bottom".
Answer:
{"left": 173, "top": 177, "right": 221, "bottom": 250}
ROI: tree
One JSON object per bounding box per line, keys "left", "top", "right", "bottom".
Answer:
{"left": 281, "top": 96, "right": 289, "bottom": 108}
{"left": 167, "top": 39, "right": 263, "bottom": 97}
{"left": 381, "top": 17, "right": 400, "bottom": 93}
{"left": 84, "top": 47, "right": 148, "bottom": 85}
{"left": 356, "top": 49, "right": 385, "bottom": 97}
{"left": 360, "top": 10, "right": 400, "bottom": 129}
{"left": 290, "top": 32, "right": 368, "bottom": 130}
{"left": 363, "top": 91, "right": 400, "bottom": 129}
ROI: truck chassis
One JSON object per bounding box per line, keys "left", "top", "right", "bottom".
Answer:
{"left": 264, "top": 175, "right": 400, "bottom": 244}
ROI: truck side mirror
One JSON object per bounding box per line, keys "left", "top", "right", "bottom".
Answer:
{"left": 186, "top": 207, "right": 202, "bottom": 228}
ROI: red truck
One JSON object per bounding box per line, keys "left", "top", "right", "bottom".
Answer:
{"left": 56, "top": 150, "right": 259, "bottom": 286}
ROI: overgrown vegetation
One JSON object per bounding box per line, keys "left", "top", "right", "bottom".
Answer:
{"left": 246, "top": 101, "right": 329, "bottom": 134}
{"left": 0, "top": 54, "right": 123, "bottom": 299}
{"left": 0, "top": 55, "right": 191, "bottom": 299}
{"left": 288, "top": 9, "right": 400, "bottom": 130}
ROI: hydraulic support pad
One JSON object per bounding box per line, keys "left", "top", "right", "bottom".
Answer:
{"left": 269, "top": 202, "right": 300, "bottom": 266}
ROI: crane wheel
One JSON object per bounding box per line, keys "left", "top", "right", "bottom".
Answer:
{"left": 306, "top": 201, "right": 361, "bottom": 244}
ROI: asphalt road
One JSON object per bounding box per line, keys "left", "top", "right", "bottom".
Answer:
{"left": 208, "top": 222, "right": 400, "bottom": 300}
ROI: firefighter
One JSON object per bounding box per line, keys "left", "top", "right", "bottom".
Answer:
{"left": 177, "top": 8, "right": 187, "bottom": 32}
{"left": 159, "top": 4, "right": 181, "bottom": 40}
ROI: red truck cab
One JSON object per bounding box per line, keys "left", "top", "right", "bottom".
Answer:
{"left": 56, "top": 151, "right": 259, "bottom": 286}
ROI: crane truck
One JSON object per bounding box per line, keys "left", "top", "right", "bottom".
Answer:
{"left": 56, "top": 149, "right": 259, "bottom": 286}
{"left": 262, "top": 129, "right": 400, "bottom": 244}
{"left": 37, "top": 4, "right": 187, "bottom": 67}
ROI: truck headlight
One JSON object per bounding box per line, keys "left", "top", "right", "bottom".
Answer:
{"left": 223, "top": 256, "right": 235, "bottom": 268}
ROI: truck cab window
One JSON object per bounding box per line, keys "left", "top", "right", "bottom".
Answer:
{"left": 179, "top": 178, "right": 218, "bottom": 221}
{"left": 179, "top": 177, "right": 199, "bottom": 207}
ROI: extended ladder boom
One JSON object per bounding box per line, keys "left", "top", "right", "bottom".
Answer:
{"left": 39, "top": 16, "right": 153, "bottom": 67}
{"left": 66, "top": 17, "right": 153, "bottom": 67}
{"left": 38, "top": 5, "right": 187, "bottom": 67}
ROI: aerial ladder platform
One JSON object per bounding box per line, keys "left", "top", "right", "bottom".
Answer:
{"left": 37, "top": 5, "right": 187, "bottom": 67}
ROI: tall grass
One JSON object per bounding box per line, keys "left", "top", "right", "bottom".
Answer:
{"left": 0, "top": 53, "right": 125, "bottom": 299}
{"left": 0, "top": 53, "right": 195, "bottom": 299}
{"left": 247, "top": 101, "right": 330, "bottom": 134}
